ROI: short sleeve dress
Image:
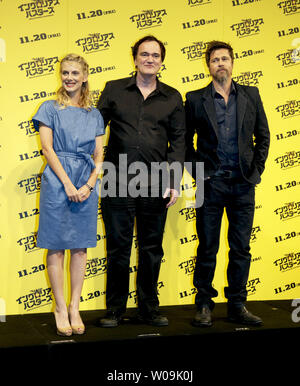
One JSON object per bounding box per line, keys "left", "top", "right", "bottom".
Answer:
{"left": 32, "top": 100, "right": 105, "bottom": 250}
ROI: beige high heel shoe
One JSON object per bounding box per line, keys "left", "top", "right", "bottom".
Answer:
{"left": 54, "top": 311, "right": 72, "bottom": 336}
{"left": 56, "top": 326, "right": 73, "bottom": 336}
{"left": 71, "top": 324, "right": 85, "bottom": 335}
{"left": 68, "top": 306, "right": 85, "bottom": 335}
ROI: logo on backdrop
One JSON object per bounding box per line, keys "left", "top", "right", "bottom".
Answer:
{"left": 179, "top": 207, "right": 196, "bottom": 222}
{"left": 276, "top": 49, "right": 300, "bottom": 67}
{"left": 181, "top": 41, "right": 208, "bottom": 61}
{"left": 17, "top": 232, "right": 39, "bottom": 253}
{"left": 275, "top": 101, "right": 300, "bottom": 119}
{"left": 274, "top": 201, "right": 300, "bottom": 221}
{"left": 18, "top": 120, "right": 37, "bottom": 137}
{"left": 129, "top": 9, "right": 167, "bottom": 30}
{"left": 247, "top": 277, "right": 261, "bottom": 296}
{"left": 178, "top": 256, "right": 196, "bottom": 276}
{"left": 18, "top": 56, "right": 59, "bottom": 78}
{"left": 18, "top": 174, "right": 41, "bottom": 195}
{"left": 85, "top": 257, "right": 107, "bottom": 279}
{"left": 277, "top": 1, "right": 300, "bottom": 15}
{"left": 18, "top": 0, "right": 60, "bottom": 19}
{"left": 75, "top": 33, "right": 115, "bottom": 54}
{"left": 274, "top": 252, "right": 300, "bottom": 272}
{"left": 230, "top": 18, "right": 264, "bottom": 37}
{"left": 232, "top": 70, "right": 263, "bottom": 86}
{"left": 274, "top": 151, "right": 300, "bottom": 169}
{"left": 250, "top": 225, "right": 261, "bottom": 243}
{"left": 16, "top": 288, "right": 52, "bottom": 312}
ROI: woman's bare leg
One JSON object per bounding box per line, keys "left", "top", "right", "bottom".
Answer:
{"left": 47, "top": 249, "right": 72, "bottom": 335}
{"left": 68, "top": 248, "right": 87, "bottom": 333}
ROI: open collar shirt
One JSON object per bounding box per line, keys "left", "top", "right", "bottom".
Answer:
{"left": 212, "top": 82, "right": 239, "bottom": 171}
{"left": 97, "top": 75, "right": 186, "bottom": 190}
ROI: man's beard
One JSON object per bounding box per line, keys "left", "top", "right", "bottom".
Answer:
{"left": 214, "top": 69, "right": 229, "bottom": 85}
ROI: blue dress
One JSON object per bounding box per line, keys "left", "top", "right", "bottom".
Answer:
{"left": 32, "top": 100, "right": 105, "bottom": 249}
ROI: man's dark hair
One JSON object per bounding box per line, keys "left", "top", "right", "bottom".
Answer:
{"left": 132, "top": 35, "right": 166, "bottom": 62}
{"left": 205, "top": 40, "right": 234, "bottom": 67}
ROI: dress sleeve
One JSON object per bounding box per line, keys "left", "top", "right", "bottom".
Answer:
{"left": 93, "top": 108, "right": 105, "bottom": 136}
{"left": 32, "top": 100, "right": 56, "bottom": 132}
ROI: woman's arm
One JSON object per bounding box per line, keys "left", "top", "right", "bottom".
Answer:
{"left": 39, "top": 123, "right": 81, "bottom": 202}
{"left": 77, "top": 135, "right": 103, "bottom": 202}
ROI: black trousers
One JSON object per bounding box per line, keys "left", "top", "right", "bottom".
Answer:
{"left": 194, "top": 176, "right": 255, "bottom": 310}
{"left": 101, "top": 196, "right": 168, "bottom": 316}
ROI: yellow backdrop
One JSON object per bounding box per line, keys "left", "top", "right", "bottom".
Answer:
{"left": 0, "top": 0, "right": 299, "bottom": 316}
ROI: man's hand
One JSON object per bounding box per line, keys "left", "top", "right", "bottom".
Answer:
{"left": 163, "top": 188, "right": 179, "bottom": 208}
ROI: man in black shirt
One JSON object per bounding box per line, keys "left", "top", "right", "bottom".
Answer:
{"left": 185, "top": 41, "right": 270, "bottom": 327}
{"left": 97, "top": 35, "right": 185, "bottom": 327}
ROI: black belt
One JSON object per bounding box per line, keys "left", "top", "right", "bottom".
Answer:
{"left": 214, "top": 169, "right": 242, "bottom": 179}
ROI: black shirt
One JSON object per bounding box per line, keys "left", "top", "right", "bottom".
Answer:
{"left": 212, "top": 82, "right": 239, "bottom": 171}
{"left": 97, "top": 76, "right": 186, "bottom": 193}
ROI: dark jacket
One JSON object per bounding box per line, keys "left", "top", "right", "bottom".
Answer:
{"left": 185, "top": 81, "right": 270, "bottom": 184}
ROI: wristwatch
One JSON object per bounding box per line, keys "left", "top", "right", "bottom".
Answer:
{"left": 85, "top": 183, "right": 94, "bottom": 192}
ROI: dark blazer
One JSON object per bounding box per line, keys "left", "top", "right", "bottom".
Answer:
{"left": 185, "top": 81, "right": 270, "bottom": 184}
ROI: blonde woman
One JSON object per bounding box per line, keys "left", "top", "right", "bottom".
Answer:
{"left": 32, "top": 54, "right": 105, "bottom": 336}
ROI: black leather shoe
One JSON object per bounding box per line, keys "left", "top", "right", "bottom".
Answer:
{"left": 228, "top": 306, "right": 262, "bottom": 326}
{"left": 99, "top": 311, "right": 122, "bottom": 328}
{"left": 136, "top": 311, "right": 169, "bottom": 326}
{"left": 192, "top": 306, "right": 212, "bottom": 327}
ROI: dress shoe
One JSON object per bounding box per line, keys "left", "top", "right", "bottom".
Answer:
{"left": 228, "top": 306, "right": 263, "bottom": 326}
{"left": 136, "top": 311, "right": 168, "bottom": 326}
{"left": 99, "top": 311, "right": 122, "bottom": 327}
{"left": 192, "top": 306, "right": 212, "bottom": 327}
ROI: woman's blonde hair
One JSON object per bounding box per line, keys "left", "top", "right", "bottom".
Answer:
{"left": 56, "top": 53, "right": 92, "bottom": 110}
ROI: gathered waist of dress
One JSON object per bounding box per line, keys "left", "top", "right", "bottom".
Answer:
{"left": 56, "top": 151, "right": 95, "bottom": 169}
